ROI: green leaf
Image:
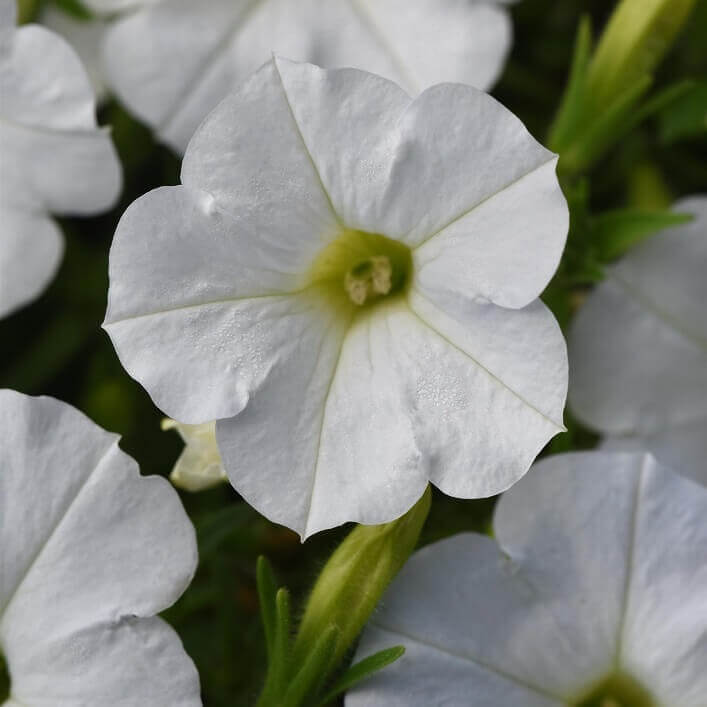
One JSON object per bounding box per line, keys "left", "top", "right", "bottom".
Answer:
{"left": 316, "top": 646, "right": 406, "bottom": 706}
{"left": 659, "top": 80, "right": 707, "bottom": 144}
{"left": 592, "top": 208, "right": 693, "bottom": 261}
{"left": 271, "top": 588, "right": 292, "bottom": 694}
{"left": 548, "top": 15, "right": 593, "bottom": 152}
{"left": 282, "top": 625, "right": 340, "bottom": 707}
{"left": 256, "top": 556, "right": 278, "bottom": 662}
{"left": 559, "top": 74, "right": 652, "bottom": 176}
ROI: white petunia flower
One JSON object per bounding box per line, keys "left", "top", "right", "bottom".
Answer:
{"left": 104, "top": 58, "right": 569, "bottom": 539}
{"left": 569, "top": 196, "right": 707, "bottom": 486}
{"left": 0, "top": 0, "right": 121, "bottom": 318}
{"left": 94, "top": 0, "right": 516, "bottom": 153}
{"left": 40, "top": 4, "right": 109, "bottom": 104}
{"left": 162, "top": 418, "right": 228, "bottom": 492}
{"left": 0, "top": 389, "right": 201, "bottom": 706}
{"left": 348, "top": 451, "right": 707, "bottom": 707}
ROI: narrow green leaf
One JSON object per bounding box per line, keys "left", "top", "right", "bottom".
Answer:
{"left": 282, "top": 625, "right": 340, "bottom": 707}
{"left": 559, "top": 74, "right": 652, "bottom": 176}
{"left": 271, "top": 588, "right": 292, "bottom": 693}
{"left": 659, "top": 80, "right": 707, "bottom": 144}
{"left": 317, "top": 646, "right": 406, "bottom": 706}
{"left": 257, "top": 587, "right": 293, "bottom": 706}
{"left": 631, "top": 80, "right": 696, "bottom": 130}
{"left": 593, "top": 209, "right": 693, "bottom": 261}
{"left": 548, "top": 15, "right": 593, "bottom": 152}
{"left": 256, "top": 556, "right": 278, "bottom": 661}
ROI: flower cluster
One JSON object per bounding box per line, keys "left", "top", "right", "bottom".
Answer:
{"left": 1, "top": 0, "right": 705, "bottom": 703}
{"left": 0, "top": 0, "right": 120, "bottom": 318}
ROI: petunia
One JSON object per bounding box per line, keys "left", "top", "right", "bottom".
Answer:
{"left": 0, "top": 0, "right": 121, "bottom": 318}
{"left": 94, "top": 0, "right": 515, "bottom": 153}
{"left": 104, "top": 58, "right": 569, "bottom": 539}
{"left": 40, "top": 4, "right": 109, "bottom": 104}
{"left": 162, "top": 418, "right": 228, "bottom": 492}
{"left": 348, "top": 451, "right": 707, "bottom": 706}
{"left": 569, "top": 196, "right": 707, "bottom": 486}
{"left": 0, "top": 389, "right": 200, "bottom": 706}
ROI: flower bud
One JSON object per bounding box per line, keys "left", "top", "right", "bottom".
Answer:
{"left": 292, "top": 487, "right": 432, "bottom": 672}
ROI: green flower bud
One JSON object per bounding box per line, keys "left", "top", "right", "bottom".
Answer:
{"left": 292, "top": 487, "right": 432, "bottom": 673}
{"left": 586, "top": 0, "right": 696, "bottom": 109}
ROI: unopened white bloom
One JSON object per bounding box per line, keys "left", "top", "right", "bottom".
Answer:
{"left": 95, "top": 0, "right": 515, "bottom": 152}
{"left": 349, "top": 452, "right": 707, "bottom": 707}
{"left": 569, "top": 196, "right": 707, "bottom": 486}
{"left": 0, "top": 0, "right": 121, "bottom": 318}
{"left": 162, "top": 418, "right": 227, "bottom": 492}
{"left": 104, "top": 58, "right": 569, "bottom": 539}
{"left": 0, "top": 390, "right": 200, "bottom": 706}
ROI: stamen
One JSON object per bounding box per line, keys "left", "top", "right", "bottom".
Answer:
{"left": 344, "top": 255, "right": 393, "bottom": 306}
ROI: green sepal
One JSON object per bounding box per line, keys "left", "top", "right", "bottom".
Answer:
{"left": 316, "top": 645, "right": 406, "bottom": 706}
{"left": 592, "top": 208, "right": 693, "bottom": 261}
{"left": 292, "top": 487, "right": 431, "bottom": 676}
{"left": 281, "top": 625, "right": 340, "bottom": 707}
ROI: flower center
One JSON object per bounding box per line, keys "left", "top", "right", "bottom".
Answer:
{"left": 308, "top": 229, "right": 412, "bottom": 311}
{"left": 0, "top": 651, "right": 9, "bottom": 702}
{"left": 574, "top": 673, "right": 655, "bottom": 707}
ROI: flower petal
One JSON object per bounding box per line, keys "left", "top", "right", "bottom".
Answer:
{"left": 617, "top": 463, "right": 707, "bottom": 705}
{"left": 0, "top": 390, "right": 199, "bottom": 705}
{"left": 104, "top": 185, "right": 341, "bottom": 423}
{"left": 40, "top": 5, "right": 109, "bottom": 103}
{"left": 270, "top": 60, "right": 566, "bottom": 307}
{"left": 8, "top": 617, "right": 200, "bottom": 707}
{"left": 180, "top": 61, "right": 340, "bottom": 243}
{"left": 1, "top": 23, "right": 95, "bottom": 131}
{"left": 0, "top": 120, "right": 120, "bottom": 216}
{"left": 350, "top": 452, "right": 706, "bottom": 705}
{"left": 0, "top": 208, "right": 63, "bottom": 318}
{"left": 164, "top": 420, "right": 227, "bottom": 492}
{"left": 601, "top": 418, "right": 707, "bottom": 487}
{"left": 219, "top": 292, "right": 565, "bottom": 539}
{"left": 569, "top": 196, "right": 707, "bottom": 436}
{"left": 102, "top": 0, "right": 512, "bottom": 152}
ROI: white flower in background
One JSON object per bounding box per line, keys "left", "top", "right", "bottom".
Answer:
{"left": 162, "top": 418, "right": 228, "bottom": 492}
{"left": 104, "top": 58, "right": 568, "bottom": 539}
{"left": 0, "top": 0, "right": 121, "bottom": 319}
{"left": 349, "top": 451, "right": 707, "bottom": 707}
{"left": 40, "top": 4, "right": 109, "bottom": 103}
{"left": 569, "top": 196, "right": 707, "bottom": 486}
{"left": 0, "top": 389, "right": 200, "bottom": 706}
{"left": 91, "top": 0, "right": 516, "bottom": 152}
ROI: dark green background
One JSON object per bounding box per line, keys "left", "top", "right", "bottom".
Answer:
{"left": 2, "top": 1, "right": 705, "bottom": 704}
